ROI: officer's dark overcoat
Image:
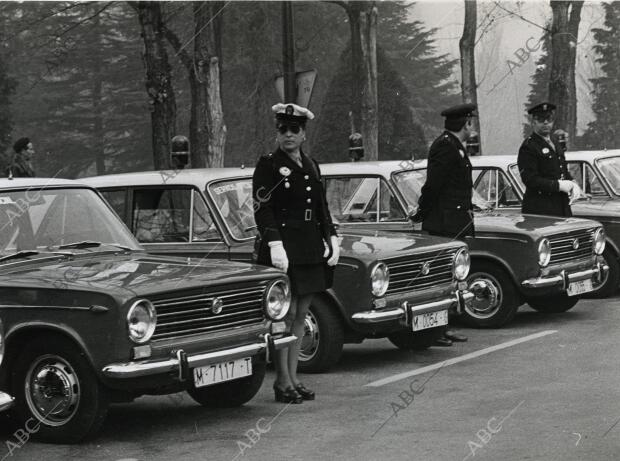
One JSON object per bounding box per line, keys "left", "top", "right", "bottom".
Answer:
{"left": 517, "top": 132, "right": 572, "bottom": 217}
{"left": 252, "top": 148, "right": 337, "bottom": 266}
{"left": 417, "top": 131, "right": 474, "bottom": 238}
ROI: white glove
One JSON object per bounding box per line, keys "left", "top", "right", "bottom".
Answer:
{"left": 327, "top": 235, "right": 340, "bottom": 267}
{"left": 558, "top": 180, "right": 574, "bottom": 194}
{"left": 268, "top": 241, "right": 288, "bottom": 272}
{"left": 569, "top": 182, "right": 584, "bottom": 204}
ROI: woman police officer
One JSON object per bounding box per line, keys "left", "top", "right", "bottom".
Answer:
{"left": 252, "top": 103, "right": 340, "bottom": 404}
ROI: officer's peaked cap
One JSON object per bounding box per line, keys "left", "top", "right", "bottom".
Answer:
{"left": 440, "top": 103, "right": 477, "bottom": 119}
{"left": 527, "top": 101, "right": 556, "bottom": 115}
{"left": 273, "top": 103, "right": 315, "bottom": 124}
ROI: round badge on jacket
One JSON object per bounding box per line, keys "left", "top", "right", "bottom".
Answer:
{"left": 279, "top": 167, "right": 291, "bottom": 177}
{"left": 542, "top": 148, "right": 550, "bottom": 154}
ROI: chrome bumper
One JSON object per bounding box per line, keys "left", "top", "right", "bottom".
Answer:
{"left": 0, "top": 391, "right": 13, "bottom": 412}
{"left": 102, "top": 334, "right": 297, "bottom": 379}
{"left": 351, "top": 291, "right": 474, "bottom": 324}
{"left": 521, "top": 262, "right": 608, "bottom": 290}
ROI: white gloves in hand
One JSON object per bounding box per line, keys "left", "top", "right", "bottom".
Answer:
{"left": 569, "top": 182, "right": 585, "bottom": 204}
{"left": 558, "top": 180, "right": 575, "bottom": 194}
{"left": 327, "top": 235, "right": 340, "bottom": 267}
{"left": 269, "top": 241, "right": 288, "bottom": 272}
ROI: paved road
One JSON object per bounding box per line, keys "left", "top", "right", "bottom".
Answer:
{"left": 2, "top": 296, "right": 620, "bottom": 461}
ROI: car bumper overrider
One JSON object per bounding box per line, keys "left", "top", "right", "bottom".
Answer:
{"left": 0, "top": 392, "right": 14, "bottom": 412}
{"left": 521, "top": 261, "right": 608, "bottom": 290}
{"left": 102, "top": 334, "right": 297, "bottom": 379}
{"left": 351, "top": 290, "right": 475, "bottom": 324}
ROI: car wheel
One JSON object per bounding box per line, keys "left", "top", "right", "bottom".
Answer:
{"left": 588, "top": 248, "right": 620, "bottom": 299}
{"left": 298, "top": 297, "right": 344, "bottom": 373}
{"left": 462, "top": 261, "right": 520, "bottom": 328}
{"left": 388, "top": 327, "right": 444, "bottom": 351}
{"left": 527, "top": 293, "right": 579, "bottom": 313}
{"left": 9, "top": 337, "right": 109, "bottom": 443}
{"left": 187, "top": 357, "right": 265, "bottom": 408}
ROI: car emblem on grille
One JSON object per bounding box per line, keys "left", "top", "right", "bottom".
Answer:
{"left": 420, "top": 262, "right": 431, "bottom": 276}
{"left": 211, "top": 297, "right": 224, "bottom": 314}
{"left": 572, "top": 238, "right": 580, "bottom": 250}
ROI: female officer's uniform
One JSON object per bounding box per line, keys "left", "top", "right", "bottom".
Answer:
{"left": 253, "top": 142, "right": 337, "bottom": 295}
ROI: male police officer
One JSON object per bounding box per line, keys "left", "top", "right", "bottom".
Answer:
{"left": 412, "top": 103, "right": 477, "bottom": 345}
{"left": 517, "top": 102, "right": 579, "bottom": 217}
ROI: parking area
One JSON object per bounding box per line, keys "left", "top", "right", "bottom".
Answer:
{"left": 3, "top": 297, "right": 620, "bottom": 461}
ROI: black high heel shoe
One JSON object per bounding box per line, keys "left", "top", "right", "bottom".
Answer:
{"left": 273, "top": 384, "right": 303, "bottom": 404}
{"left": 294, "top": 383, "right": 315, "bottom": 400}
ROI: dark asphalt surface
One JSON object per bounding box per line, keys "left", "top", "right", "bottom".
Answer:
{"left": 2, "top": 296, "right": 620, "bottom": 461}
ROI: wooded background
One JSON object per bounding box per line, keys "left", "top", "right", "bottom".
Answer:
{"left": 0, "top": 1, "right": 618, "bottom": 178}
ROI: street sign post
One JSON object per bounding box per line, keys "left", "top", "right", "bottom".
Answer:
{"left": 275, "top": 69, "right": 317, "bottom": 107}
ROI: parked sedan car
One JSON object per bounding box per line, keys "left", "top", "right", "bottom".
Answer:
{"left": 505, "top": 150, "right": 620, "bottom": 297}
{"left": 0, "top": 178, "right": 295, "bottom": 443}
{"left": 304, "top": 161, "right": 606, "bottom": 328}
{"left": 85, "top": 169, "right": 474, "bottom": 373}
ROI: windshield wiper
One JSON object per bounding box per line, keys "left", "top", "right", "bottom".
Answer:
{"left": 0, "top": 250, "right": 72, "bottom": 263}
{"left": 55, "top": 241, "right": 133, "bottom": 251}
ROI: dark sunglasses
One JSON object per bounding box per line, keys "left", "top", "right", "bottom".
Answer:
{"left": 277, "top": 124, "right": 301, "bottom": 134}
{"left": 533, "top": 114, "right": 554, "bottom": 123}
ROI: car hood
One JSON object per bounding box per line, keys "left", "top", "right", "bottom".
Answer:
{"left": 337, "top": 228, "right": 464, "bottom": 262}
{"left": 571, "top": 198, "right": 620, "bottom": 220}
{"left": 473, "top": 211, "right": 600, "bottom": 239}
{"left": 0, "top": 252, "right": 282, "bottom": 301}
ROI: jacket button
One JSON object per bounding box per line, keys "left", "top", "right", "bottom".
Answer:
{"left": 304, "top": 175, "right": 309, "bottom": 180}
{"left": 307, "top": 198, "right": 312, "bottom": 203}
{"left": 306, "top": 186, "right": 311, "bottom": 191}
{"left": 281, "top": 223, "right": 286, "bottom": 227}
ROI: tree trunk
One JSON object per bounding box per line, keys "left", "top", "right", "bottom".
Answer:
{"left": 343, "top": 1, "right": 378, "bottom": 160}
{"left": 549, "top": 0, "right": 583, "bottom": 144}
{"left": 459, "top": 0, "right": 480, "bottom": 152}
{"left": 92, "top": 11, "right": 105, "bottom": 175}
{"left": 131, "top": 1, "right": 176, "bottom": 170}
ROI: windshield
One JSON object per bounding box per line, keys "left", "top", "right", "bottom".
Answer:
{"left": 208, "top": 178, "right": 258, "bottom": 240}
{"left": 595, "top": 156, "right": 620, "bottom": 195}
{"left": 0, "top": 187, "right": 141, "bottom": 259}
{"left": 392, "top": 169, "right": 492, "bottom": 211}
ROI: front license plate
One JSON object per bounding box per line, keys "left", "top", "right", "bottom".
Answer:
{"left": 567, "top": 279, "right": 594, "bottom": 297}
{"left": 412, "top": 309, "right": 449, "bottom": 332}
{"left": 193, "top": 357, "right": 252, "bottom": 388}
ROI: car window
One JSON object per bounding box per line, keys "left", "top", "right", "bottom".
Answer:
{"left": 132, "top": 188, "right": 192, "bottom": 243}
{"left": 508, "top": 164, "right": 525, "bottom": 192}
{"left": 324, "top": 176, "right": 406, "bottom": 223}
{"left": 473, "top": 168, "right": 521, "bottom": 207}
{"left": 596, "top": 157, "right": 620, "bottom": 195}
{"left": 99, "top": 189, "right": 127, "bottom": 221}
{"left": 567, "top": 162, "right": 607, "bottom": 196}
{"left": 208, "top": 179, "right": 258, "bottom": 240}
{"left": 191, "top": 190, "right": 222, "bottom": 242}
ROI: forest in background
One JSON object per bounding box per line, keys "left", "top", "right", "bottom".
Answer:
{"left": 0, "top": 1, "right": 618, "bottom": 178}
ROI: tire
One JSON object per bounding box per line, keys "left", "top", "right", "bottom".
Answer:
{"left": 588, "top": 248, "right": 620, "bottom": 299}
{"left": 187, "top": 357, "right": 265, "bottom": 408}
{"left": 462, "top": 261, "right": 520, "bottom": 328}
{"left": 9, "top": 337, "right": 109, "bottom": 443}
{"left": 298, "top": 297, "right": 344, "bottom": 373}
{"left": 388, "top": 326, "right": 444, "bottom": 351}
{"left": 527, "top": 293, "right": 579, "bottom": 313}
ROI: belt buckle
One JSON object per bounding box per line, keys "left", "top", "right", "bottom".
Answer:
{"left": 304, "top": 209, "right": 312, "bottom": 221}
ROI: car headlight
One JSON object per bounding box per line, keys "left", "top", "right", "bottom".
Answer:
{"left": 538, "top": 238, "right": 551, "bottom": 267}
{"left": 127, "top": 299, "right": 157, "bottom": 344}
{"left": 370, "top": 263, "right": 389, "bottom": 297}
{"left": 593, "top": 228, "right": 606, "bottom": 255}
{"left": 0, "top": 318, "right": 4, "bottom": 367}
{"left": 264, "top": 279, "right": 291, "bottom": 320}
{"left": 453, "top": 248, "right": 471, "bottom": 281}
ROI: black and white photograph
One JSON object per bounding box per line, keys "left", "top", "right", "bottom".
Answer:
{"left": 0, "top": 0, "right": 619, "bottom": 460}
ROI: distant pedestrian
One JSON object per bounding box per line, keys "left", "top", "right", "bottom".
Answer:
{"left": 517, "top": 103, "right": 578, "bottom": 217}
{"left": 5, "top": 137, "right": 35, "bottom": 178}
{"left": 411, "top": 103, "right": 477, "bottom": 346}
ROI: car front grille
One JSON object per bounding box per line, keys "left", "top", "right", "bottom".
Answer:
{"left": 384, "top": 249, "right": 456, "bottom": 296}
{"left": 149, "top": 281, "right": 268, "bottom": 340}
{"left": 548, "top": 228, "right": 594, "bottom": 265}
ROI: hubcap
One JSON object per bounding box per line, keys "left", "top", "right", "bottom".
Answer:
{"left": 25, "top": 355, "right": 80, "bottom": 427}
{"left": 466, "top": 273, "right": 503, "bottom": 319}
{"left": 299, "top": 311, "right": 319, "bottom": 362}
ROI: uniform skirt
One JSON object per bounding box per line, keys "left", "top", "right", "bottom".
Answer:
{"left": 288, "top": 263, "right": 334, "bottom": 296}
